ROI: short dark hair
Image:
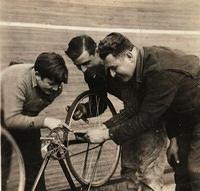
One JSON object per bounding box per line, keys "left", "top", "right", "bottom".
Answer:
{"left": 34, "top": 52, "right": 68, "bottom": 84}
{"left": 98, "top": 32, "right": 134, "bottom": 60}
{"left": 65, "top": 35, "right": 96, "bottom": 61}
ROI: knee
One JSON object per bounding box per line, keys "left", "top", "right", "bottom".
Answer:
{"left": 188, "top": 142, "right": 200, "bottom": 175}
{"left": 188, "top": 161, "right": 200, "bottom": 176}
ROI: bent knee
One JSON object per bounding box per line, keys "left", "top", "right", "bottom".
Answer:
{"left": 188, "top": 163, "right": 200, "bottom": 175}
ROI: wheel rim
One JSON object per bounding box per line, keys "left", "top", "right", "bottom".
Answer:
{"left": 65, "top": 91, "right": 120, "bottom": 187}
{"left": 1, "top": 127, "right": 25, "bottom": 191}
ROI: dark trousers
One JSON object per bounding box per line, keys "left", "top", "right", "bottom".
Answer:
{"left": 7, "top": 128, "right": 46, "bottom": 191}
{"left": 169, "top": 122, "right": 200, "bottom": 191}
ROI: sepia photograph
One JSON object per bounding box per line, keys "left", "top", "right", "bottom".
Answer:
{"left": 0, "top": 0, "right": 200, "bottom": 190}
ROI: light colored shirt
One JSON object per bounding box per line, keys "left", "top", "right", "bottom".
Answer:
{"left": 1, "top": 64, "right": 62, "bottom": 129}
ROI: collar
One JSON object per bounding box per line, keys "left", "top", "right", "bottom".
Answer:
{"left": 135, "top": 47, "right": 144, "bottom": 84}
{"left": 31, "top": 68, "right": 38, "bottom": 88}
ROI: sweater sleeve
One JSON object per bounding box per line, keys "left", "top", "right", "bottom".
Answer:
{"left": 2, "top": 80, "right": 45, "bottom": 129}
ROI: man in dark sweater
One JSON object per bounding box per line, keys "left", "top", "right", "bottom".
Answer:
{"left": 65, "top": 35, "right": 167, "bottom": 191}
{"left": 80, "top": 33, "right": 200, "bottom": 191}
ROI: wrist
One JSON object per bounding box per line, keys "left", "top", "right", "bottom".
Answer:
{"left": 43, "top": 117, "right": 50, "bottom": 128}
{"left": 43, "top": 117, "right": 62, "bottom": 129}
{"left": 102, "top": 124, "right": 110, "bottom": 140}
{"left": 104, "top": 128, "right": 110, "bottom": 140}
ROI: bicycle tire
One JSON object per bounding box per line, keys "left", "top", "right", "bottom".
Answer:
{"left": 65, "top": 91, "right": 120, "bottom": 187}
{"left": 1, "top": 127, "right": 26, "bottom": 191}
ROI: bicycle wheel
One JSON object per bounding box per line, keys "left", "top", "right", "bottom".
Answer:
{"left": 65, "top": 91, "right": 120, "bottom": 187}
{"left": 1, "top": 127, "right": 25, "bottom": 191}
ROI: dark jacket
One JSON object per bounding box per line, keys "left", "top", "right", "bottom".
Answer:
{"left": 85, "top": 46, "right": 200, "bottom": 144}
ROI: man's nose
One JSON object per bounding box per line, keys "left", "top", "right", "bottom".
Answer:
{"left": 110, "top": 69, "right": 116, "bottom": 77}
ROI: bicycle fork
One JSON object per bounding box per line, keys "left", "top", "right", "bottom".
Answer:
{"left": 31, "top": 152, "right": 51, "bottom": 191}
{"left": 31, "top": 151, "right": 78, "bottom": 191}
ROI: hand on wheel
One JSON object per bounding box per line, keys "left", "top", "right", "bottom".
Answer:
{"left": 44, "top": 117, "right": 63, "bottom": 130}
{"left": 75, "top": 124, "right": 110, "bottom": 144}
{"left": 73, "top": 104, "right": 87, "bottom": 120}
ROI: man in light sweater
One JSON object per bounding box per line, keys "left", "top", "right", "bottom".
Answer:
{"left": 1, "top": 52, "right": 68, "bottom": 190}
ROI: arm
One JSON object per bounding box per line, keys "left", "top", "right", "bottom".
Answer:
{"left": 3, "top": 81, "right": 45, "bottom": 129}
{"left": 105, "top": 71, "right": 182, "bottom": 145}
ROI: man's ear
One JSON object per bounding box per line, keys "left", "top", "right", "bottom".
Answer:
{"left": 126, "top": 51, "right": 133, "bottom": 59}
{"left": 127, "top": 47, "right": 138, "bottom": 61}
{"left": 35, "top": 71, "right": 41, "bottom": 81}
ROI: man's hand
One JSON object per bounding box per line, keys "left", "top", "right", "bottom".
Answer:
{"left": 73, "top": 104, "right": 87, "bottom": 120}
{"left": 166, "top": 137, "right": 180, "bottom": 164}
{"left": 75, "top": 125, "right": 110, "bottom": 144}
{"left": 44, "top": 117, "right": 63, "bottom": 130}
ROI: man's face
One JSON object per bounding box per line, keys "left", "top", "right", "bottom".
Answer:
{"left": 74, "top": 50, "right": 99, "bottom": 73}
{"left": 104, "top": 49, "right": 137, "bottom": 82}
{"left": 36, "top": 74, "right": 61, "bottom": 95}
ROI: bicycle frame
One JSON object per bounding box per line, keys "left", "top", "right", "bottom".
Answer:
{"left": 32, "top": 90, "right": 120, "bottom": 191}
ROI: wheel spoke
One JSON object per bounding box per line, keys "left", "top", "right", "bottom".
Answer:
{"left": 87, "top": 143, "right": 103, "bottom": 191}
{"left": 82, "top": 143, "right": 90, "bottom": 178}
{"left": 69, "top": 144, "right": 101, "bottom": 157}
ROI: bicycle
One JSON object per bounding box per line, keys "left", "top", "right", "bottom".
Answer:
{"left": 1, "top": 90, "right": 120, "bottom": 191}
{"left": 64, "top": 91, "right": 121, "bottom": 190}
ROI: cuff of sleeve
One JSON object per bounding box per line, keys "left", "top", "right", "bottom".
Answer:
{"left": 103, "top": 119, "right": 114, "bottom": 129}
{"left": 34, "top": 116, "right": 46, "bottom": 128}
{"left": 104, "top": 121, "right": 122, "bottom": 145}
{"left": 108, "top": 127, "right": 123, "bottom": 145}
